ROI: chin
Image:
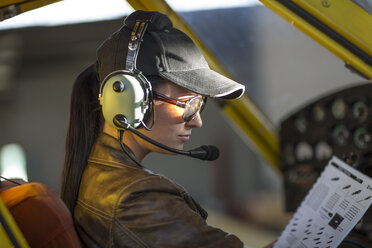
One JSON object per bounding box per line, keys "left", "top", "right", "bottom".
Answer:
{"left": 171, "top": 145, "right": 184, "bottom": 155}
{"left": 153, "top": 144, "right": 181, "bottom": 155}
{"left": 175, "top": 143, "right": 185, "bottom": 151}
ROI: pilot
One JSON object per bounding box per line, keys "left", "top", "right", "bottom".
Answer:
{"left": 61, "top": 10, "right": 272, "bottom": 248}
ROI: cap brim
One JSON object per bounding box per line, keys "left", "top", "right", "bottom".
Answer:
{"left": 159, "top": 68, "right": 245, "bottom": 99}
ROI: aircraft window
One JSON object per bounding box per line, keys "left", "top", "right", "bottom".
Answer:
{"left": 0, "top": 143, "right": 28, "bottom": 182}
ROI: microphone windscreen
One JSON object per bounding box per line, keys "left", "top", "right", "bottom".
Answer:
{"left": 201, "top": 145, "right": 220, "bottom": 161}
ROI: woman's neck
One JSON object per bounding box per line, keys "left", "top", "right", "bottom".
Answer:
{"left": 102, "top": 122, "right": 149, "bottom": 162}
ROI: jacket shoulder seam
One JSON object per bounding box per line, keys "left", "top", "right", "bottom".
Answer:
{"left": 76, "top": 199, "right": 113, "bottom": 220}
{"left": 113, "top": 218, "right": 150, "bottom": 248}
{"left": 116, "top": 175, "right": 172, "bottom": 200}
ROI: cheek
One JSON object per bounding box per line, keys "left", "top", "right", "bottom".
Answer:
{"left": 149, "top": 105, "right": 183, "bottom": 140}
{"left": 155, "top": 103, "right": 184, "bottom": 125}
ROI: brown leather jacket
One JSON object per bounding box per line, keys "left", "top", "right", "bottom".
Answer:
{"left": 74, "top": 133, "right": 243, "bottom": 247}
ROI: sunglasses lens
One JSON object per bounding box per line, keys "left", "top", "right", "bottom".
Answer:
{"left": 183, "top": 96, "right": 203, "bottom": 122}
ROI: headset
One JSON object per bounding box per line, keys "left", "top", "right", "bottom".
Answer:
{"left": 98, "top": 13, "right": 219, "bottom": 164}
{"left": 98, "top": 13, "right": 155, "bottom": 131}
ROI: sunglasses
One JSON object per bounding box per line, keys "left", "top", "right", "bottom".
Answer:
{"left": 153, "top": 91, "right": 206, "bottom": 122}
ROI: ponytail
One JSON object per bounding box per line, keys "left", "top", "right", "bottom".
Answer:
{"left": 61, "top": 64, "right": 103, "bottom": 214}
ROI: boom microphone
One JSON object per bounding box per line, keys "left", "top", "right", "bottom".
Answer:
{"left": 188, "top": 146, "right": 220, "bottom": 161}
{"left": 114, "top": 115, "right": 220, "bottom": 161}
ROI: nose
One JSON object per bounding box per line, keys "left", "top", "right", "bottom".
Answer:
{"left": 186, "top": 112, "right": 202, "bottom": 128}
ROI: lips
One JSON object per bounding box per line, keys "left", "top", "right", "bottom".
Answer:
{"left": 178, "top": 135, "right": 190, "bottom": 142}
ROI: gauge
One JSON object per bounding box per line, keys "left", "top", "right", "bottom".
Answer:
{"left": 331, "top": 98, "right": 347, "bottom": 119}
{"left": 332, "top": 125, "right": 350, "bottom": 146}
{"left": 295, "top": 141, "right": 313, "bottom": 161}
{"left": 315, "top": 141, "right": 332, "bottom": 161}
{"left": 283, "top": 145, "right": 295, "bottom": 165}
{"left": 353, "top": 128, "right": 371, "bottom": 149}
{"left": 294, "top": 116, "right": 308, "bottom": 133}
{"left": 312, "top": 104, "right": 326, "bottom": 123}
{"left": 352, "top": 101, "right": 368, "bottom": 122}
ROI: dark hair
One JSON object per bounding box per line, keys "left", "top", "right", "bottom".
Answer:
{"left": 60, "top": 64, "right": 103, "bottom": 214}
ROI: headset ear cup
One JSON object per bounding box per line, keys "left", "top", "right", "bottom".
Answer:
{"left": 99, "top": 70, "right": 150, "bottom": 129}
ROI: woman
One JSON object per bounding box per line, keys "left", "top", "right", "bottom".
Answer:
{"left": 61, "top": 10, "right": 252, "bottom": 247}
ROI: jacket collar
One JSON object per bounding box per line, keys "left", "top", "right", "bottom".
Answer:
{"left": 89, "top": 132, "right": 140, "bottom": 169}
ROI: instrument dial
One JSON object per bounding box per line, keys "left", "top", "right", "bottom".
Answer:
{"left": 312, "top": 104, "right": 326, "bottom": 123}
{"left": 352, "top": 101, "right": 368, "bottom": 122}
{"left": 294, "top": 116, "right": 308, "bottom": 133}
{"left": 295, "top": 142, "right": 313, "bottom": 161}
{"left": 315, "top": 141, "right": 332, "bottom": 161}
{"left": 353, "top": 128, "right": 371, "bottom": 149}
{"left": 331, "top": 98, "right": 347, "bottom": 119}
{"left": 332, "top": 125, "right": 350, "bottom": 146}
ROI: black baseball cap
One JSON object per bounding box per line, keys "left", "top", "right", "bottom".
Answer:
{"left": 96, "top": 10, "right": 245, "bottom": 99}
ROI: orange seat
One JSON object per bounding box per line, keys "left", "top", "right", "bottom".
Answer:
{"left": 0, "top": 182, "right": 82, "bottom": 248}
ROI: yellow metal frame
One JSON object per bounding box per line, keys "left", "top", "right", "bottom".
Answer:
{"left": 126, "top": 0, "right": 280, "bottom": 172}
{"left": 0, "top": 0, "right": 61, "bottom": 21}
{"left": 0, "top": 0, "right": 25, "bottom": 7}
{"left": 0, "top": 197, "right": 29, "bottom": 248}
{"left": 260, "top": 0, "right": 372, "bottom": 79}
{"left": 293, "top": 0, "right": 372, "bottom": 57}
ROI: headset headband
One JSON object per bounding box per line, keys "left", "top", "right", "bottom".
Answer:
{"left": 125, "top": 13, "right": 154, "bottom": 72}
{"left": 98, "top": 13, "right": 155, "bottom": 130}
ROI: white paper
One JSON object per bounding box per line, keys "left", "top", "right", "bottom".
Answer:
{"left": 274, "top": 156, "right": 372, "bottom": 248}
